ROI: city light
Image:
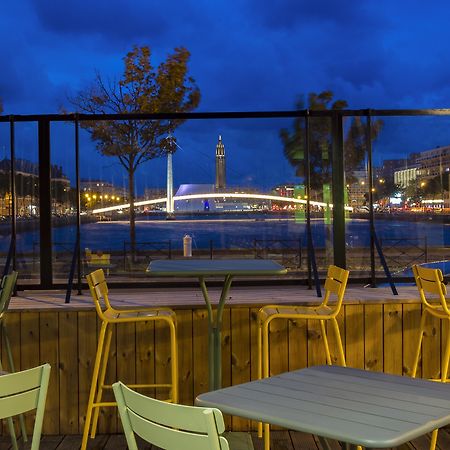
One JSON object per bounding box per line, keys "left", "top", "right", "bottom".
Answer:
{"left": 92, "top": 192, "right": 354, "bottom": 214}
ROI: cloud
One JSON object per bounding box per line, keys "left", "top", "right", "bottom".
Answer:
{"left": 4, "top": 0, "right": 450, "bottom": 189}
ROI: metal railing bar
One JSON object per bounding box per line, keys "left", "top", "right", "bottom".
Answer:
{"left": 3, "top": 108, "right": 450, "bottom": 123}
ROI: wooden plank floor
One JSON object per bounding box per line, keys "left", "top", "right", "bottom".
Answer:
{"left": 1, "top": 430, "right": 449, "bottom": 450}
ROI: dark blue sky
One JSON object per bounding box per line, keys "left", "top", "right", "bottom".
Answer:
{"left": 2, "top": 0, "right": 450, "bottom": 192}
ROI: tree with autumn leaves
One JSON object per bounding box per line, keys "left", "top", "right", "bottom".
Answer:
{"left": 70, "top": 46, "right": 200, "bottom": 253}
{"left": 280, "top": 91, "right": 383, "bottom": 196}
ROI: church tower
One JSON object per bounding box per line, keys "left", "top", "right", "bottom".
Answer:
{"left": 215, "top": 135, "right": 226, "bottom": 190}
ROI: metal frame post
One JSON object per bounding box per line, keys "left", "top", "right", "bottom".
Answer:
{"left": 305, "top": 111, "right": 321, "bottom": 296}
{"left": 331, "top": 112, "right": 346, "bottom": 268}
{"left": 75, "top": 117, "right": 82, "bottom": 294}
{"left": 9, "top": 117, "right": 17, "bottom": 274}
{"left": 366, "top": 112, "right": 377, "bottom": 287}
{"left": 38, "top": 119, "right": 53, "bottom": 288}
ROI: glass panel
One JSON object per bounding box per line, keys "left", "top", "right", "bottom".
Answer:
{"left": 51, "top": 122, "right": 76, "bottom": 283}
{"left": 78, "top": 116, "right": 337, "bottom": 282}
{"left": 372, "top": 116, "right": 450, "bottom": 281}
{"left": 309, "top": 116, "right": 334, "bottom": 275}
{"left": 344, "top": 115, "right": 371, "bottom": 278}
{"left": 6, "top": 111, "right": 447, "bottom": 287}
{"left": 344, "top": 115, "right": 450, "bottom": 282}
{"left": 0, "top": 122, "right": 12, "bottom": 275}
{"left": 14, "top": 122, "right": 40, "bottom": 284}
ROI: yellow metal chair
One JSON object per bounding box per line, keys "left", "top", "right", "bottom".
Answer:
{"left": 257, "top": 265, "right": 349, "bottom": 450}
{"left": 411, "top": 264, "right": 449, "bottom": 450}
{"left": 85, "top": 248, "right": 112, "bottom": 275}
{"left": 81, "top": 269, "right": 178, "bottom": 450}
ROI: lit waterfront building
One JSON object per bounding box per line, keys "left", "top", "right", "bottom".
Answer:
{"left": 173, "top": 135, "right": 272, "bottom": 212}
{"left": 174, "top": 184, "right": 270, "bottom": 212}
{"left": 80, "top": 179, "right": 121, "bottom": 196}
{"left": 347, "top": 170, "right": 368, "bottom": 207}
{"left": 394, "top": 167, "right": 418, "bottom": 189}
{"left": 416, "top": 145, "right": 450, "bottom": 180}
{"left": 0, "top": 158, "right": 70, "bottom": 216}
{"left": 80, "top": 179, "right": 126, "bottom": 210}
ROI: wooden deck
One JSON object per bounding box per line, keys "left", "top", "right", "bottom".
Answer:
{"left": 10, "top": 283, "right": 420, "bottom": 311}
{"left": 1, "top": 430, "right": 449, "bottom": 450}
{"left": 3, "top": 283, "right": 449, "bottom": 445}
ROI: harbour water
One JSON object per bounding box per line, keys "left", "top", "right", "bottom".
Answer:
{"left": 9, "top": 213, "right": 450, "bottom": 254}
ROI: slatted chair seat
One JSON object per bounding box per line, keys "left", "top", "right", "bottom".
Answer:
{"left": 258, "top": 304, "right": 334, "bottom": 320}
{"left": 103, "top": 307, "right": 176, "bottom": 321}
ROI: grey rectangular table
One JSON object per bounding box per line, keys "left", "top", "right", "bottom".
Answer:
{"left": 147, "top": 259, "right": 287, "bottom": 391}
{"left": 196, "top": 364, "right": 450, "bottom": 449}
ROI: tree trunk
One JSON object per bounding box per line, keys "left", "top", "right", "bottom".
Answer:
{"left": 129, "top": 167, "right": 136, "bottom": 262}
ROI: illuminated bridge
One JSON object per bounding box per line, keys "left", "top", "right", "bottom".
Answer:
{"left": 92, "top": 192, "right": 353, "bottom": 214}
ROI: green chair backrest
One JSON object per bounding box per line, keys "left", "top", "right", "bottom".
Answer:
{"left": 0, "top": 363, "right": 51, "bottom": 450}
{"left": 0, "top": 271, "right": 18, "bottom": 318}
{"left": 113, "top": 381, "right": 229, "bottom": 450}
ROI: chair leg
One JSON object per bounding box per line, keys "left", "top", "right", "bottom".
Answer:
{"left": 429, "top": 429, "right": 438, "bottom": 450}
{"left": 168, "top": 319, "right": 178, "bottom": 403}
{"left": 264, "top": 423, "right": 270, "bottom": 450}
{"left": 262, "top": 319, "right": 271, "bottom": 448}
{"left": 81, "top": 321, "right": 108, "bottom": 450}
{"left": 425, "top": 318, "right": 450, "bottom": 450}
{"left": 320, "top": 320, "right": 332, "bottom": 365}
{"left": 91, "top": 325, "right": 114, "bottom": 438}
{"left": 257, "top": 313, "right": 263, "bottom": 438}
{"left": 6, "top": 416, "right": 18, "bottom": 450}
{"left": 441, "top": 319, "right": 450, "bottom": 382}
{"left": 331, "top": 318, "right": 346, "bottom": 367}
{"left": 411, "top": 311, "right": 427, "bottom": 378}
{"left": 0, "top": 353, "right": 18, "bottom": 450}
{"left": 2, "top": 323, "right": 28, "bottom": 444}
{"left": 262, "top": 319, "right": 271, "bottom": 379}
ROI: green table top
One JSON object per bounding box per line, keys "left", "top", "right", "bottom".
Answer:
{"left": 146, "top": 259, "right": 287, "bottom": 277}
{"left": 196, "top": 365, "right": 450, "bottom": 448}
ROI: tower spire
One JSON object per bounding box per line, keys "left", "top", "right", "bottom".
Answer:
{"left": 215, "top": 135, "right": 226, "bottom": 189}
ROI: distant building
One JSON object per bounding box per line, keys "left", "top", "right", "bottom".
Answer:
{"left": 144, "top": 187, "right": 166, "bottom": 200}
{"left": 394, "top": 167, "right": 417, "bottom": 189}
{"left": 347, "top": 170, "right": 368, "bottom": 207}
{"left": 376, "top": 159, "right": 407, "bottom": 184}
{"left": 80, "top": 179, "right": 125, "bottom": 198}
{"left": 215, "top": 135, "right": 226, "bottom": 190}
{"left": 272, "top": 184, "right": 295, "bottom": 198}
{"left": 0, "top": 158, "right": 70, "bottom": 216}
{"left": 174, "top": 184, "right": 269, "bottom": 212}
{"left": 415, "top": 145, "right": 450, "bottom": 180}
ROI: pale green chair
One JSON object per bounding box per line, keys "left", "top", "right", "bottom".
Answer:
{"left": 113, "top": 381, "right": 230, "bottom": 450}
{"left": 0, "top": 271, "right": 28, "bottom": 450}
{"left": 0, "top": 364, "right": 51, "bottom": 450}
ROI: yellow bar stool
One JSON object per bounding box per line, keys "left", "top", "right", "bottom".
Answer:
{"left": 411, "top": 265, "right": 449, "bottom": 450}
{"left": 81, "top": 269, "right": 178, "bottom": 450}
{"left": 257, "top": 265, "right": 349, "bottom": 450}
